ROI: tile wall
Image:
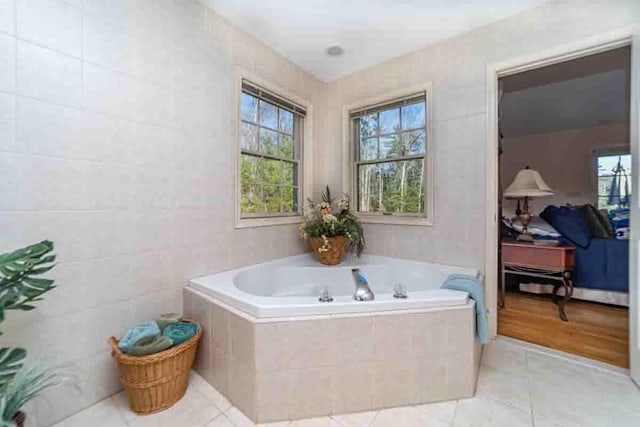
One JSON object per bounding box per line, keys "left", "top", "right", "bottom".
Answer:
{"left": 0, "top": 1, "right": 322, "bottom": 425}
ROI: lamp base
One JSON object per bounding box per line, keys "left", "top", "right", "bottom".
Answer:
{"left": 517, "top": 199, "right": 533, "bottom": 242}
{"left": 516, "top": 233, "right": 534, "bottom": 242}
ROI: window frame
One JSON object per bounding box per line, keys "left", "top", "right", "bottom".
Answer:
{"left": 342, "top": 83, "right": 434, "bottom": 226}
{"left": 593, "top": 145, "right": 631, "bottom": 210}
{"left": 234, "top": 69, "right": 313, "bottom": 229}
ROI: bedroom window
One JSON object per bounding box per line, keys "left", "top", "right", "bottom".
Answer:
{"left": 239, "top": 80, "right": 305, "bottom": 219}
{"left": 596, "top": 152, "right": 631, "bottom": 210}
{"left": 349, "top": 89, "right": 432, "bottom": 225}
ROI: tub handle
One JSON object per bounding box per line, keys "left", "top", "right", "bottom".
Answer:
{"left": 393, "top": 283, "right": 408, "bottom": 299}
{"left": 319, "top": 286, "right": 333, "bottom": 303}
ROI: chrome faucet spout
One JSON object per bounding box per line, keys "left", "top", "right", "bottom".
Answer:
{"left": 352, "top": 269, "right": 375, "bottom": 301}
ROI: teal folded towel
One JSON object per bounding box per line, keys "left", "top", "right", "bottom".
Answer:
{"left": 119, "top": 321, "right": 161, "bottom": 353}
{"left": 442, "top": 274, "right": 490, "bottom": 344}
{"left": 163, "top": 322, "right": 198, "bottom": 346}
{"left": 156, "top": 313, "right": 182, "bottom": 332}
{"left": 129, "top": 335, "right": 173, "bottom": 356}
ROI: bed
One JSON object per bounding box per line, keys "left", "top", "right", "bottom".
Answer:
{"left": 503, "top": 205, "right": 629, "bottom": 305}
{"left": 573, "top": 238, "right": 628, "bottom": 293}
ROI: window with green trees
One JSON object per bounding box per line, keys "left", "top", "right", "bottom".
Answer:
{"left": 351, "top": 93, "right": 427, "bottom": 216}
{"left": 239, "top": 80, "right": 305, "bottom": 217}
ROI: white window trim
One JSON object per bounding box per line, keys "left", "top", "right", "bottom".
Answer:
{"left": 234, "top": 68, "right": 314, "bottom": 229}
{"left": 341, "top": 83, "right": 434, "bottom": 226}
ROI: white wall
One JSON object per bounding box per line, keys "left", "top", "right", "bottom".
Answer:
{"left": 0, "top": 0, "right": 323, "bottom": 425}
{"left": 501, "top": 123, "right": 629, "bottom": 216}
{"left": 316, "top": 0, "right": 639, "bottom": 271}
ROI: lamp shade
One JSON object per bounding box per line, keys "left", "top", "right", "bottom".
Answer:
{"left": 503, "top": 167, "right": 554, "bottom": 198}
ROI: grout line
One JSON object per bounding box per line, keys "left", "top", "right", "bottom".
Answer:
{"left": 13, "top": 0, "right": 17, "bottom": 156}
{"left": 204, "top": 411, "right": 223, "bottom": 426}
{"left": 15, "top": 34, "right": 82, "bottom": 60}
{"left": 79, "top": 0, "right": 84, "bottom": 115}
{"left": 497, "top": 335, "right": 629, "bottom": 377}
{"left": 329, "top": 415, "right": 348, "bottom": 427}
{"left": 6, "top": 288, "right": 181, "bottom": 328}
{"left": 476, "top": 393, "right": 531, "bottom": 416}
{"left": 525, "top": 350, "right": 535, "bottom": 427}
{"left": 12, "top": 0, "right": 16, "bottom": 38}
{"left": 450, "top": 400, "right": 459, "bottom": 426}
{"left": 0, "top": 28, "right": 13, "bottom": 38}
{"left": 222, "top": 406, "right": 243, "bottom": 427}
{"left": 368, "top": 410, "right": 380, "bottom": 426}
{"left": 0, "top": 88, "right": 177, "bottom": 131}
{"left": 0, "top": 147, "right": 173, "bottom": 169}
{"left": 11, "top": 21, "right": 174, "bottom": 91}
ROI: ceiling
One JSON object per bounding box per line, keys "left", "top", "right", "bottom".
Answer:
{"left": 200, "top": 0, "right": 547, "bottom": 82}
{"left": 500, "top": 47, "right": 630, "bottom": 137}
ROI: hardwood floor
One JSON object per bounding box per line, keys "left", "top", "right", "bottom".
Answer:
{"left": 498, "top": 292, "right": 629, "bottom": 368}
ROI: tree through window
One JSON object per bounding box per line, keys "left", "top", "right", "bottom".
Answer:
{"left": 351, "top": 93, "right": 428, "bottom": 216}
{"left": 239, "top": 80, "right": 305, "bottom": 217}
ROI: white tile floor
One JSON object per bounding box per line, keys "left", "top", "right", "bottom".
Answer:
{"left": 54, "top": 338, "right": 640, "bottom": 427}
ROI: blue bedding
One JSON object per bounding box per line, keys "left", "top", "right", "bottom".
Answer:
{"left": 502, "top": 208, "right": 629, "bottom": 293}
{"left": 573, "top": 238, "right": 628, "bottom": 292}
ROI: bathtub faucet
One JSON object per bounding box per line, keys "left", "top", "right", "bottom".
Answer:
{"left": 351, "top": 269, "right": 375, "bottom": 301}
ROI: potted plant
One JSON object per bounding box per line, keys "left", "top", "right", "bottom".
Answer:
{"left": 0, "top": 241, "right": 59, "bottom": 427}
{"left": 1, "top": 362, "right": 61, "bottom": 427}
{"left": 299, "top": 186, "right": 365, "bottom": 265}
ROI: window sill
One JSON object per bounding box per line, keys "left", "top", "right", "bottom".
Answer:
{"left": 235, "top": 215, "right": 304, "bottom": 229}
{"left": 356, "top": 214, "right": 433, "bottom": 227}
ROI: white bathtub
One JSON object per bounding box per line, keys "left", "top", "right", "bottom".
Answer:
{"left": 188, "top": 254, "right": 478, "bottom": 318}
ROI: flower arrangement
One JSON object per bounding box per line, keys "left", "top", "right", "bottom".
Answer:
{"left": 299, "top": 186, "right": 365, "bottom": 264}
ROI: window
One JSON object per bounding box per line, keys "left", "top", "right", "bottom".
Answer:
{"left": 350, "top": 92, "right": 430, "bottom": 220}
{"left": 239, "top": 80, "right": 305, "bottom": 218}
{"left": 596, "top": 151, "right": 631, "bottom": 210}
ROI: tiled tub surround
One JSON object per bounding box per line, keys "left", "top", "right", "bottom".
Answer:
{"left": 184, "top": 287, "right": 481, "bottom": 424}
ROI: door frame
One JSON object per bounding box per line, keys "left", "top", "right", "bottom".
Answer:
{"left": 484, "top": 27, "right": 639, "bottom": 380}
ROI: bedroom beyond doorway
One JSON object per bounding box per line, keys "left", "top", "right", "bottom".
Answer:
{"left": 497, "top": 46, "right": 631, "bottom": 368}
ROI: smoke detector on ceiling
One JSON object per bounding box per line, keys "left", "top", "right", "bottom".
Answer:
{"left": 326, "top": 45, "right": 344, "bottom": 57}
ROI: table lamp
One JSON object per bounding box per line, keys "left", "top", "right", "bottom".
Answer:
{"left": 503, "top": 166, "right": 554, "bottom": 241}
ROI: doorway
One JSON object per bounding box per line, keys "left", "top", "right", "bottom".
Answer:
{"left": 497, "top": 47, "right": 631, "bottom": 368}
{"left": 484, "top": 33, "right": 639, "bottom": 381}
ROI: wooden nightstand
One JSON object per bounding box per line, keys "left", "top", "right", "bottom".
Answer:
{"left": 501, "top": 241, "right": 575, "bottom": 321}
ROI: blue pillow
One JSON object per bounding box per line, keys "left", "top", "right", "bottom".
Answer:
{"left": 540, "top": 205, "right": 592, "bottom": 248}
{"left": 609, "top": 209, "right": 630, "bottom": 229}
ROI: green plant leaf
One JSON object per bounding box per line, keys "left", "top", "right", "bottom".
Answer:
{"left": 0, "top": 397, "right": 18, "bottom": 426}
{"left": 0, "top": 348, "right": 26, "bottom": 390}
{"left": 25, "top": 267, "right": 53, "bottom": 276}
{"left": 0, "top": 241, "right": 56, "bottom": 319}
{"left": 1, "top": 360, "right": 67, "bottom": 421}
{"left": 321, "top": 185, "right": 332, "bottom": 204}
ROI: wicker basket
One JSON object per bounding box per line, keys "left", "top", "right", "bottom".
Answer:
{"left": 310, "top": 236, "right": 348, "bottom": 265}
{"left": 108, "top": 320, "right": 203, "bottom": 415}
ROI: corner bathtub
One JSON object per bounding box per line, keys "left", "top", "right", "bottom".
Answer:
{"left": 185, "top": 254, "right": 483, "bottom": 422}
{"left": 188, "top": 254, "right": 478, "bottom": 318}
